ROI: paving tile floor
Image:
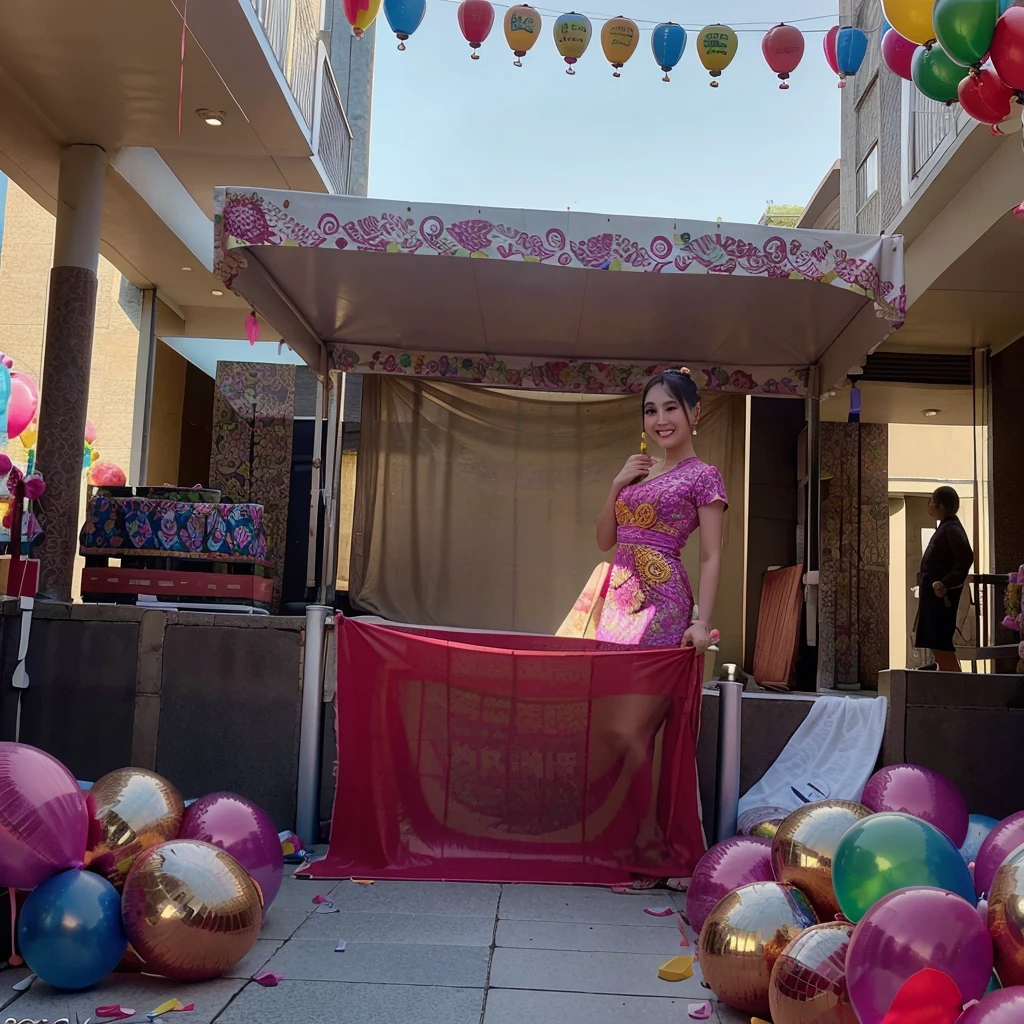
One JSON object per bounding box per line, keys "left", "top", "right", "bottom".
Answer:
{"left": 1, "top": 868, "right": 746, "bottom": 1023}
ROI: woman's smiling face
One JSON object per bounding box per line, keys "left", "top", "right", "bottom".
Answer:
{"left": 643, "top": 383, "right": 693, "bottom": 453}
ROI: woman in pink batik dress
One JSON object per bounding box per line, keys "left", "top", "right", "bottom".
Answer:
{"left": 595, "top": 368, "right": 727, "bottom": 652}
{"left": 591, "top": 367, "right": 727, "bottom": 889}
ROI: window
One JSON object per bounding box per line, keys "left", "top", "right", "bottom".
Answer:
{"left": 857, "top": 145, "right": 879, "bottom": 208}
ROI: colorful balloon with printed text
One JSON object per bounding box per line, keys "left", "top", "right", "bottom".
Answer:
{"left": 697, "top": 24, "right": 737, "bottom": 86}
{"left": 503, "top": 4, "right": 540, "bottom": 65}
{"left": 600, "top": 16, "right": 639, "bottom": 76}
{"left": 762, "top": 23, "right": 806, "bottom": 88}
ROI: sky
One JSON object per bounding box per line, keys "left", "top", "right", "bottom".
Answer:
{"left": 367, "top": 0, "right": 842, "bottom": 224}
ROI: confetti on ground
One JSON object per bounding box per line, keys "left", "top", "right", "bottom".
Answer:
{"left": 312, "top": 894, "right": 338, "bottom": 913}
{"left": 12, "top": 973, "right": 35, "bottom": 992}
{"left": 657, "top": 955, "right": 694, "bottom": 982}
{"left": 146, "top": 998, "right": 194, "bottom": 1020}
{"left": 96, "top": 1006, "right": 136, "bottom": 1021}
{"left": 312, "top": 895, "right": 333, "bottom": 905}
{"left": 350, "top": 878, "right": 374, "bottom": 885}
{"left": 687, "top": 1002, "right": 713, "bottom": 1021}
{"left": 335, "top": 940, "right": 347, "bottom": 952}
{"left": 252, "top": 971, "right": 284, "bottom": 987}
{"left": 644, "top": 906, "right": 675, "bottom": 917}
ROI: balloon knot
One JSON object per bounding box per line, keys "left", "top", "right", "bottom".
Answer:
{"left": 838, "top": 80, "right": 846, "bottom": 88}
{"left": 663, "top": 73, "right": 670, "bottom": 82}
{"left": 710, "top": 80, "right": 718, "bottom": 88}
{"left": 397, "top": 41, "right": 406, "bottom": 50}
{"left": 613, "top": 70, "right": 620, "bottom": 77}
{"left": 471, "top": 51, "right": 480, "bottom": 59}
{"left": 514, "top": 58, "right": 522, "bottom": 66}
{"left": 353, "top": 27, "right": 364, "bottom": 38}
{"left": 780, "top": 82, "right": 790, "bottom": 90}
{"left": 1013, "top": 201, "right": 1024, "bottom": 221}
{"left": 566, "top": 67, "right": 574, "bottom": 74}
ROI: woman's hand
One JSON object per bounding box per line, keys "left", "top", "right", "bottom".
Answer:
{"left": 613, "top": 454, "right": 655, "bottom": 491}
{"left": 682, "top": 620, "right": 713, "bottom": 653}
{"left": 932, "top": 580, "right": 948, "bottom": 599}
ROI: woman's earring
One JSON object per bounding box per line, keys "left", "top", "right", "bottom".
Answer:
{"left": 692, "top": 428, "right": 698, "bottom": 436}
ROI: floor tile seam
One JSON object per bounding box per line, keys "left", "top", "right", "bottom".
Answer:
{"left": 487, "top": 984, "right": 690, "bottom": 999}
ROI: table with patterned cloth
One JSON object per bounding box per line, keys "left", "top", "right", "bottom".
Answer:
{"left": 79, "top": 494, "right": 271, "bottom": 565}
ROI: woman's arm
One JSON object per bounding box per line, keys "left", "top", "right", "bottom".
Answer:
{"left": 597, "top": 454, "right": 655, "bottom": 552}
{"left": 596, "top": 487, "right": 621, "bottom": 552}
{"left": 682, "top": 501, "right": 725, "bottom": 651}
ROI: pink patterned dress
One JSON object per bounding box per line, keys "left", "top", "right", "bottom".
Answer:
{"left": 595, "top": 457, "right": 728, "bottom": 648}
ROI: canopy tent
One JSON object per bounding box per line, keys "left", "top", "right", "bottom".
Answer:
{"left": 211, "top": 193, "right": 906, "bottom": 864}
{"left": 213, "top": 189, "right": 905, "bottom": 396}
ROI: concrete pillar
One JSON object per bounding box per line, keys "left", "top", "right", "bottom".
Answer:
{"left": 35, "top": 144, "right": 107, "bottom": 601}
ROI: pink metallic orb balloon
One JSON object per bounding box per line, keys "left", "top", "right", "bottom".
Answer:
{"left": 179, "top": 792, "right": 283, "bottom": 917}
{"left": 860, "top": 763, "right": 968, "bottom": 847}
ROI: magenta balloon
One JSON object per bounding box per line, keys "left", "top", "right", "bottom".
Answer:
{"left": 824, "top": 25, "right": 841, "bottom": 75}
{"left": 959, "top": 988, "right": 1024, "bottom": 1022}
{"left": 881, "top": 28, "right": 916, "bottom": 81}
{"left": 975, "top": 811, "right": 1024, "bottom": 898}
{"left": 7, "top": 373, "right": 39, "bottom": 440}
{"left": 860, "top": 764, "right": 968, "bottom": 847}
{"left": 846, "top": 887, "right": 993, "bottom": 1024}
{"left": 0, "top": 742, "right": 88, "bottom": 890}
{"left": 179, "top": 792, "right": 283, "bottom": 917}
{"left": 685, "top": 836, "right": 774, "bottom": 936}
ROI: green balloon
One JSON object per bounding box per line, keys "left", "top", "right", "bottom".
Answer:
{"left": 832, "top": 812, "right": 976, "bottom": 922}
{"left": 911, "top": 41, "right": 970, "bottom": 102}
{"left": 933, "top": 0, "right": 999, "bottom": 67}
{"left": 986, "top": 971, "right": 1002, "bottom": 994}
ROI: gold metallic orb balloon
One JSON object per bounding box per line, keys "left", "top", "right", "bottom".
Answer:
{"left": 771, "top": 800, "right": 872, "bottom": 918}
{"left": 121, "top": 840, "right": 262, "bottom": 981}
{"left": 987, "top": 845, "right": 1024, "bottom": 986}
{"left": 738, "top": 805, "right": 789, "bottom": 839}
{"left": 699, "top": 881, "right": 819, "bottom": 1017}
{"left": 769, "top": 921, "right": 859, "bottom": 1024}
{"left": 85, "top": 768, "right": 184, "bottom": 887}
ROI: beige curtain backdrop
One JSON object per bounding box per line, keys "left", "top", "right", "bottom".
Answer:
{"left": 350, "top": 378, "right": 746, "bottom": 664}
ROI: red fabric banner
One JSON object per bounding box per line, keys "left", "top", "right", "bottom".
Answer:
{"left": 301, "top": 618, "right": 706, "bottom": 885}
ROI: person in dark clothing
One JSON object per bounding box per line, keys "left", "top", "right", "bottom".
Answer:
{"left": 916, "top": 485, "right": 974, "bottom": 672}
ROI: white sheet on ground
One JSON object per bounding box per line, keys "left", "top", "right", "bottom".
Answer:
{"left": 738, "top": 695, "right": 888, "bottom": 815}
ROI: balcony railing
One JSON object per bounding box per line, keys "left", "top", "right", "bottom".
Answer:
{"left": 910, "top": 93, "right": 956, "bottom": 178}
{"left": 250, "top": 0, "right": 320, "bottom": 129}
{"left": 316, "top": 56, "right": 353, "bottom": 195}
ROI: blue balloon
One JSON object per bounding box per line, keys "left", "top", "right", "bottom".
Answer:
{"left": 882, "top": 16, "right": 892, "bottom": 34}
{"left": 1000, "top": 0, "right": 1021, "bottom": 14}
{"left": 18, "top": 869, "right": 127, "bottom": 990}
{"left": 383, "top": 0, "right": 425, "bottom": 43}
{"left": 960, "top": 813, "right": 1000, "bottom": 865}
{"left": 836, "top": 26, "right": 868, "bottom": 77}
{"left": 651, "top": 22, "right": 687, "bottom": 76}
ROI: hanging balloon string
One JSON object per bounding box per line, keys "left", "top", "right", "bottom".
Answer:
{"left": 429, "top": 0, "right": 839, "bottom": 32}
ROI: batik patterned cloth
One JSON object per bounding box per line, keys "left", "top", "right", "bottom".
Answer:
{"left": 595, "top": 457, "right": 727, "bottom": 648}
{"left": 79, "top": 496, "right": 270, "bottom": 562}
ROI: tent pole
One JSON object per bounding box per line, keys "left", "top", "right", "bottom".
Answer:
{"left": 715, "top": 679, "right": 743, "bottom": 841}
{"left": 318, "top": 371, "right": 343, "bottom": 606}
{"left": 297, "top": 603, "right": 330, "bottom": 845}
{"left": 806, "top": 368, "right": 822, "bottom": 681}
{"left": 306, "top": 376, "right": 326, "bottom": 592}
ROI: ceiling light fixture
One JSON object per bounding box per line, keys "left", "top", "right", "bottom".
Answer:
{"left": 923, "top": 409, "right": 940, "bottom": 417}
{"left": 196, "top": 108, "right": 226, "bottom": 127}
{"left": 181, "top": 266, "right": 193, "bottom": 272}
{"left": 211, "top": 289, "right": 224, "bottom": 297}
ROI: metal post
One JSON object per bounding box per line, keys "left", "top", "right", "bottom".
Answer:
{"left": 305, "top": 376, "right": 325, "bottom": 592}
{"left": 318, "top": 371, "right": 342, "bottom": 606}
{"left": 715, "top": 679, "right": 743, "bottom": 842}
{"left": 297, "top": 603, "right": 330, "bottom": 845}
{"left": 130, "top": 288, "right": 157, "bottom": 485}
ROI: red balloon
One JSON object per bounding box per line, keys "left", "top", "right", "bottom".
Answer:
{"left": 824, "top": 25, "right": 841, "bottom": 75}
{"left": 763, "top": 23, "right": 806, "bottom": 88}
{"left": 458, "top": 0, "right": 494, "bottom": 54}
{"left": 881, "top": 28, "right": 917, "bottom": 81}
{"left": 991, "top": 7, "right": 1024, "bottom": 91}
{"left": 959, "top": 68, "right": 1014, "bottom": 122}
